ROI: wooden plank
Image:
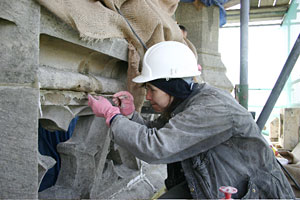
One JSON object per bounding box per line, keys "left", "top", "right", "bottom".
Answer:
{"left": 226, "top": 5, "right": 288, "bottom": 15}
{"left": 275, "top": 0, "right": 291, "bottom": 6}
{"left": 260, "top": 0, "right": 276, "bottom": 7}
{"left": 224, "top": 0, "right": 240, "bottom": 9}
{"left": 226, "top": 16, "right": 283, "bottom": 23}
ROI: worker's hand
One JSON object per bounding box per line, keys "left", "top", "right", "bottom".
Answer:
{"left": 88, "top": 94, "right": 120, "bottom": 126}
{"left": 112, "top": 91, "right": 135, "bottom": 117}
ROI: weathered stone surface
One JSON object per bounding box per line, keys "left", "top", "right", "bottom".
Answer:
{"left": 91, "top": 160, "right": 129, "bottom": 198}
{"left": 39, "top": 105, "right": 76, "bottom": 131}
{"left": 0, "top": 87, "right": 39, "bottom": 199}
{"left": 108, "top": 162, "right": 167, "bottom": 199}
{"left": 39, "top": 104, "right": 96, "bottom": 132}
{"left": 197, "top": 51, "right": 226, "bottom": 68}
{"left": 279, "top": 108, "right": 300, "bottom": 150}
{"left": 39, "top": 66, "right": 127, "bottom": 94}
{"left": 176, "top": 4, "right": 219, "bottom": 52}
{"left": 39, "top": 115, "right": 111, "bottom": 199}
{"left": 40, "top": 90, "right": 88, "bottom": 106}
{"left": 0, "top": 0, "right": 40, "bottom": 198}
{"left": 291, "top": 81, "right": 300, "bottom": 106}
{"left": 292, "top": 142, "right": 300, "bottom": 161}
{"left": 69, "top": 105, "right": 94, "bottom": 116}
{"left": 270, "top": 117, "right": 280, "bottom": 142}
{"left": 89, "top": 161, "right": 167, "bottom": 199}
{"left": 38, "top": 152, "right": 56, "bottom": 188}
{"left": 40, "top": 7, "right": 128, "bottom": 62}
{"left": 39, "top": 34, "right": 128, "bottom": 78}
{"left": 0, "top": 0, "right": 40, "bottom": 85}
{"left": 110, "top": 144, "right": 140, "bottom": 170}
{"left": 201, "top": 68, "right": 233, "bottom": 91}
{"left": 176, "top": 3, "right": 233, "bottom": 92}
{"left": 38, "top": 186, "right": 81, "bottom": 199}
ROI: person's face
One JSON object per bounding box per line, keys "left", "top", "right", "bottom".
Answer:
{"left": 145, "top": 83, "right": 173, "bottom": 112}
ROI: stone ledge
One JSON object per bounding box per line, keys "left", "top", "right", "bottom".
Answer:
{"left": 39, "top": 66, "right": 127, "bottom": 94}
{"left": 40, "top": 7, "right": 128, "bottom": 62}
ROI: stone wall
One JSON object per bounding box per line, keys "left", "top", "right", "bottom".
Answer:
{"left": 176, "top": 2, "right": 233, "bottom": 92}
{"left": 0, "top": 1, "right": 144, "bottom": 198}
{"left": 38, "top": 5, "right": 151, "bottom": 200}
{"left": 0, "top": 0, "right": 40, "bottom": 198}
{"left": 269, "top": 108, "right": 300, "bottom": 151}
{"left": 279, "top": 108, "right": 300, "bottom": 150}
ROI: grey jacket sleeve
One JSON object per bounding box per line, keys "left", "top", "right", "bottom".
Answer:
{"left": 130, "top": 111, "right": 147, "bottom": 125}
{"left": 110, "top": 100, "right": 235, "bottom": 164}
{"left": 130, "top": 111, "right": 166, "bottom": 128}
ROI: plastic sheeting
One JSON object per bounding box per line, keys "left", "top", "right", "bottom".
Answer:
{"left": 180, "top": 0, "right": 228, "bottom": 26}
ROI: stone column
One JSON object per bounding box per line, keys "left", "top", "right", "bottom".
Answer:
{"left": 176, "top": 2, "right": 233, "bottom": 92}
{"left": 279, "top": 108, "right": 300, "bottom": 150}
{"left": 0, "top": 0, "right": 40, "bottom": 198}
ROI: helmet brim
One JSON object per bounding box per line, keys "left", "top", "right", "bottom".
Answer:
{"left": 132, "top": 72, "right": 201, "bottom": 83}
{"left": 132, "top": 75, "right": 152, "bottom": 83}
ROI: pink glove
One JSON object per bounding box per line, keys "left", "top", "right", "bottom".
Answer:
{"left": 88, "top": 94, "right": 120, "bottom": 126}
{"left": 197, "top": 64, "right": 202, "bottom": 72}
{"left": 112, "top": 91, "right": 135, "bottom": 116}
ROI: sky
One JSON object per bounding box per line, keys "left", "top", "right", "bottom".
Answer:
{"left": 218, "top": 24, "right": 299, "bottom": 131}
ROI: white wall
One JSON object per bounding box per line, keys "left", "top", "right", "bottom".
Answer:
{"left": 219, "top": 24, "right": 299, "bottom": 132}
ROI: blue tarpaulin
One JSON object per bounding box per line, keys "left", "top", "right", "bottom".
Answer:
{"left": 180, "top": 0, "right": 228, "bottom": 27}
{"left": 38, "top": 117, "right": 78, "bottom": 192}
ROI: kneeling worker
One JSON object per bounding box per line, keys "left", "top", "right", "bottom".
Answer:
{"left": 88, "top": 41, "right": 295, "bottom": 199}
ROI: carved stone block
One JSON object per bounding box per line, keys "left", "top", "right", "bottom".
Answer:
{"left": 279, "top": 108, "right": 300, "bottom": 150}
{"left": 39, "top": 115, "right": 111, "bottom": 199}
{"left": 270, "top": 117, "right": 279, "bottom": 142}
{"left": 38, "top": 152, "right": 56, "bottom": 188}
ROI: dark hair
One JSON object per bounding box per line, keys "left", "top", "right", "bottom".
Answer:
{"left": 143, "top": 78, "right": 194, "bottom": 118}
{"left": 149, "top": 78, "right": 191, "bottom": 119}
{"left": 179, "top": 24, "right": 187, "bottom": 32}
{"left": 149, "top": 78, "right": 192, "bottom": 99}
{"left": 162, "top": 97, "right": 185, "bottom": 119}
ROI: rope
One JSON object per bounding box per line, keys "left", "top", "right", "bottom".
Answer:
{"left": 114, "top": 4, "right": 148, "bottom": 50}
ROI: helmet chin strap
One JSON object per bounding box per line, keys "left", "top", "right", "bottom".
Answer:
{"left": 182, "top": 77, "right": 194, "bottom": 90}
{"left": 182, "top": 77, "right": 193, "bottom": 84}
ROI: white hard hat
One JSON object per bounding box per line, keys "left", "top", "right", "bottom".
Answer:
{"left": 132, "top": 41, "right": 201, "bottom": 83}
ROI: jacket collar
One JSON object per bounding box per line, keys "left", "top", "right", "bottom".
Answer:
{"left": 171, "top": 83, "right": 205, "bottom": 117}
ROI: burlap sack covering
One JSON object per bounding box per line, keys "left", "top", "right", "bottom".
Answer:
{"left": 279, "top": 151, "right": 300, "bottom": 197}
{"left": 35, "top": 0, "right": 197, "bottom": 111}
{"left": 127, "top": 41, "right": 146, "bottom": 113}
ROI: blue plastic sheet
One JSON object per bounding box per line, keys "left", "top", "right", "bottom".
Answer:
{"left": 38, "top": 117, "right": 78, "bottom": 192}
{"left": 180, "top": 0, "right": 228, "bottom": 26}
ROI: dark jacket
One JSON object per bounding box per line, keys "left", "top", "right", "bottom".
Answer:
{"left": 111, "top": 83, "right": 295, "bottom": 199}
